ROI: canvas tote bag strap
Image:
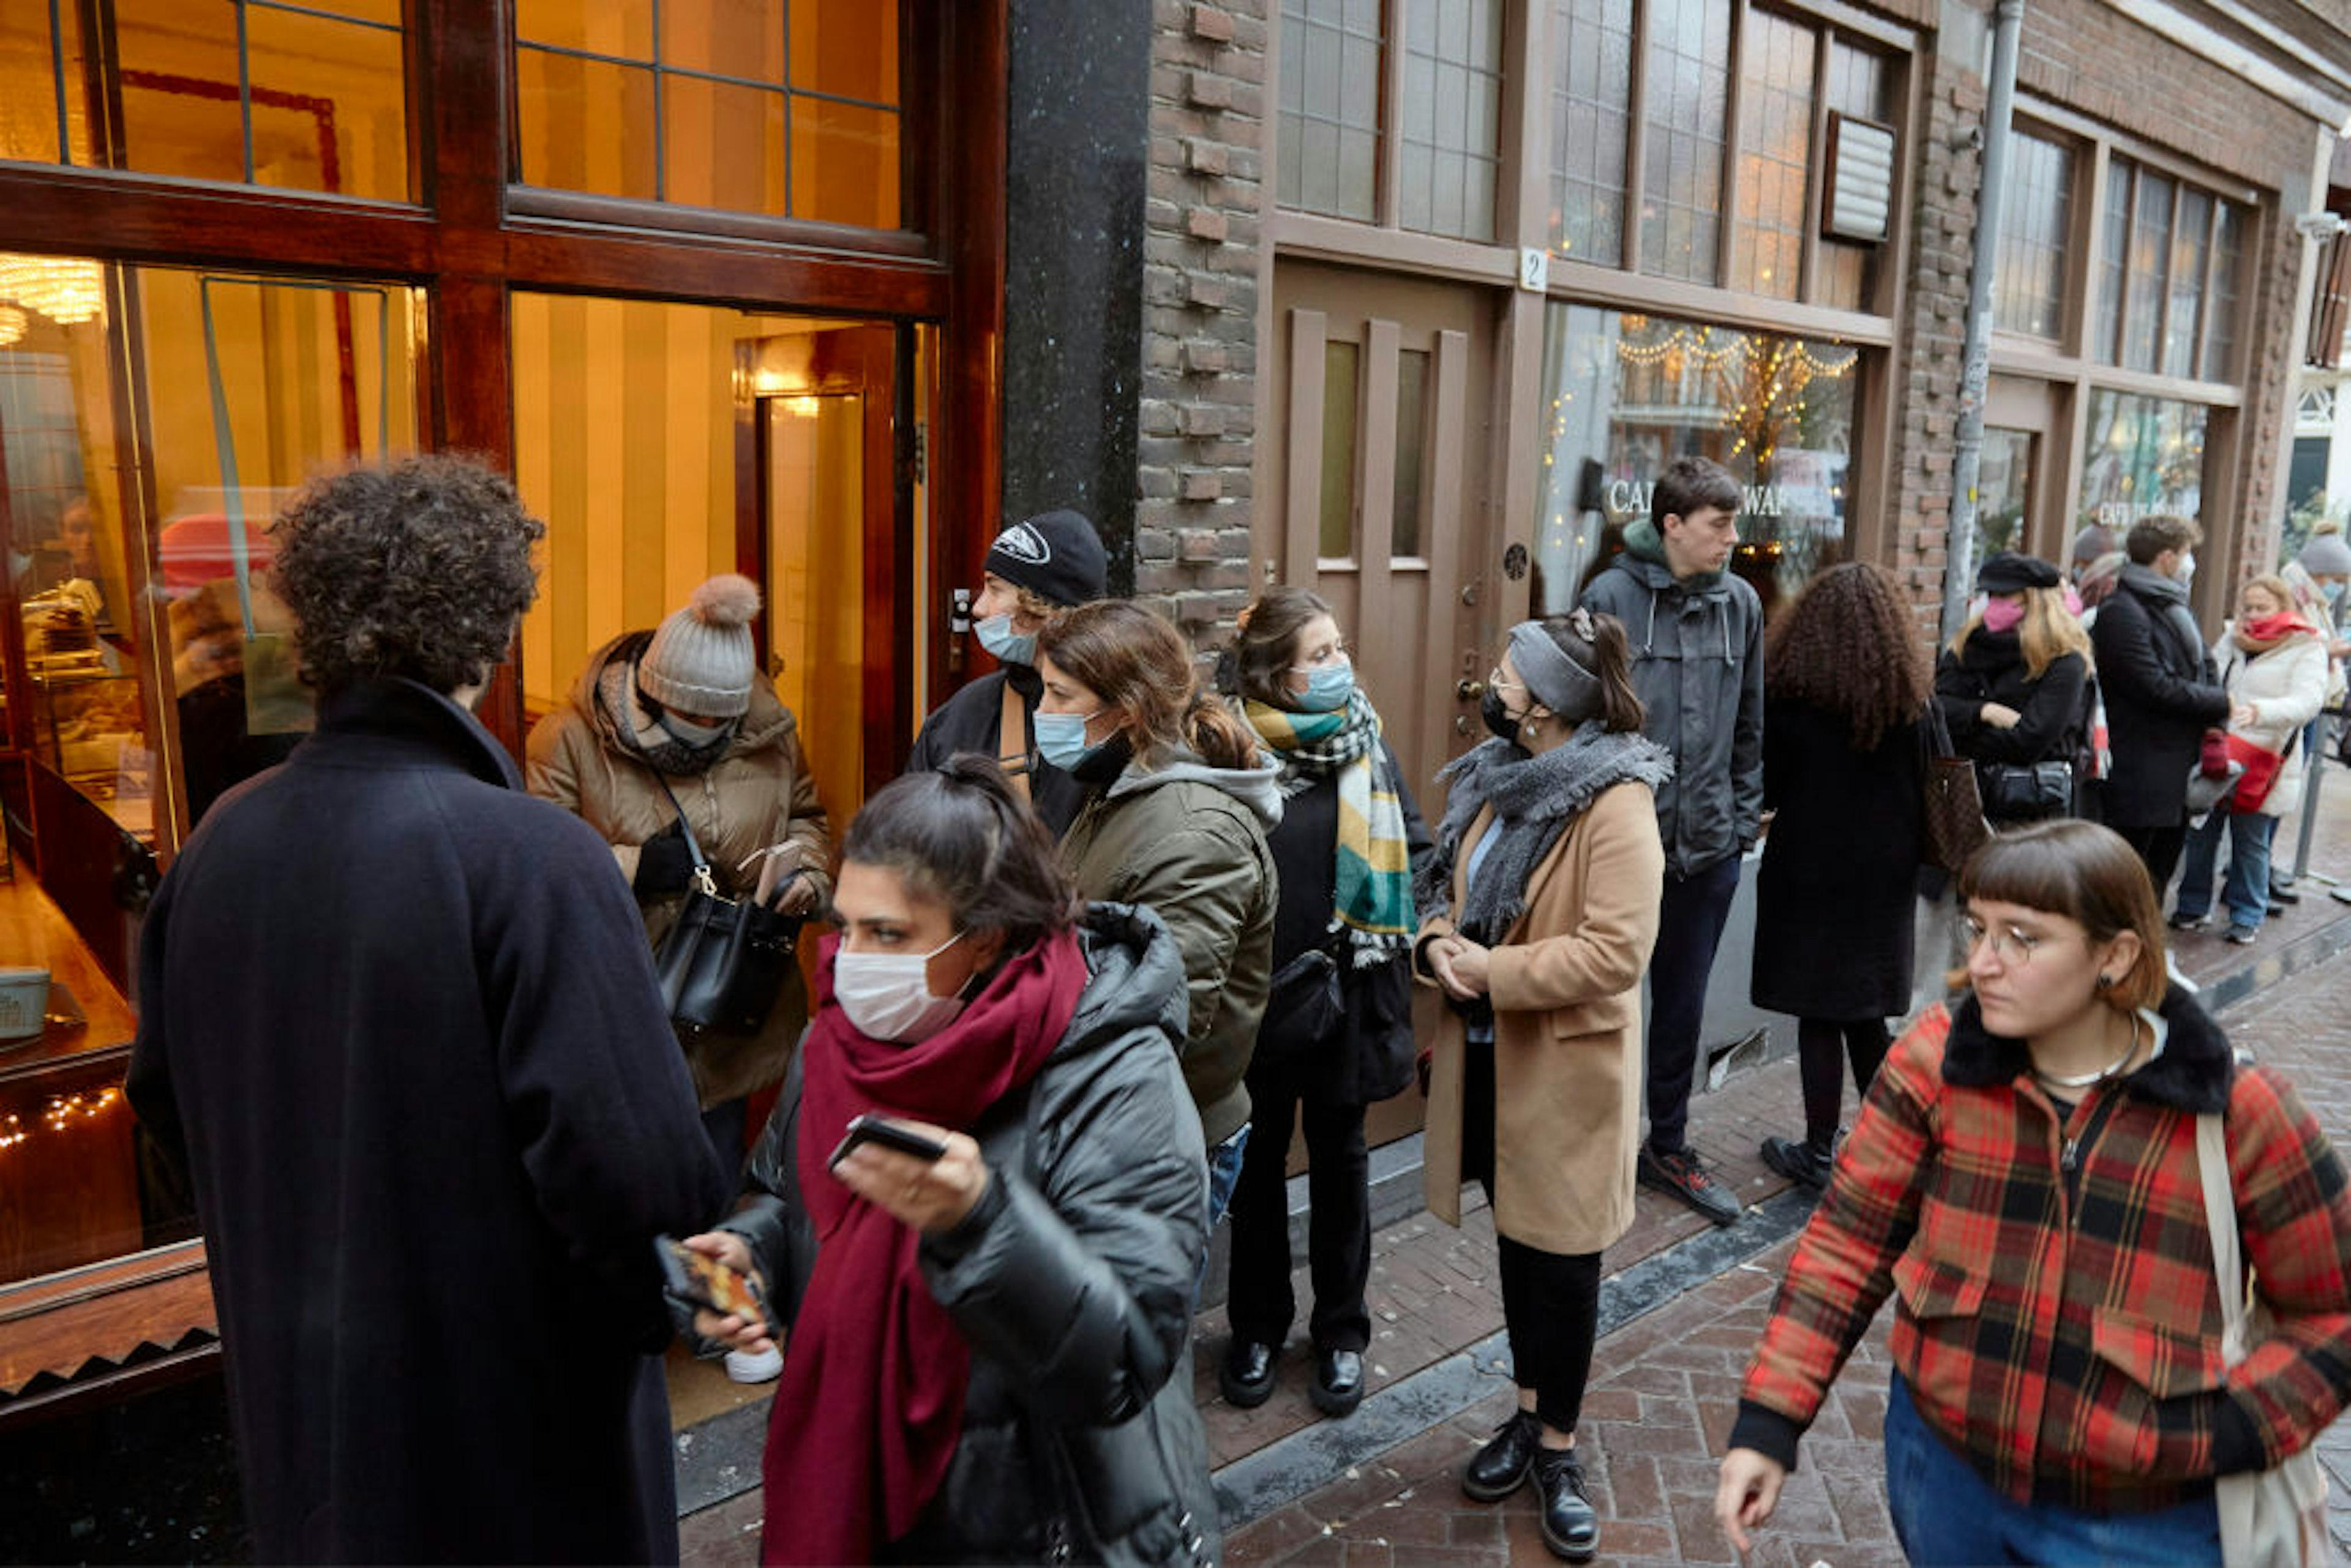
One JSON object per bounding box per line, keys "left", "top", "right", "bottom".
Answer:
{"left": 999, "top": 681, "right": 1033, "bottom": 805}
{"left": 2197, "top": 1111, "right": 2252, "bottom": 1365}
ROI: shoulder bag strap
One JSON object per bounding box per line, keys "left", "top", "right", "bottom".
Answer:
{"left": 999, "top": 681, "right": 1033, "bottom": 805}
{"left": 652, "top": 771, "right": 719, "bottom": 897}
{"left": 2197, "top": 1111, "right": 2252, "bottom": 1368}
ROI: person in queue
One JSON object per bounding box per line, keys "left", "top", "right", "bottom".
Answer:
{"left": 1934, "top": 550, "right": 2093, "bottom": 825}
{"left": 128, "top": 456, "right": 726, "bottom": 1562}
{"left": 682, "top": 759, "right": 1218, "bottom": 1566}
{"left": 1749, "top": 563, "right": 1929, "bottom": 1190}
{"left": 2170, "top": 573, "right": 2328, "bottom": 944}
{"left": 1215, "top": 587, "right": 1434, "bottom": 1419}
{"left": 2091, "top": 513, "right": 2232, "bottom": 893}
{"left": 1578, "top": 455, "right": 1761, "bottom": 1228}
{"left": 1718, "top": 819, "right": 2351, "bottom": 1566}
{"left": 1034, "top": 599, "right": 1281, "bottom": 1233}
{"left": 527, "top": 573, "right": 830, "bottom": 1329}
{"left": 1417, "top": 610, "right": 1670, "bottom": 1562}
{"left": 906, "top": 508, "right": 1108, "bottom": 834}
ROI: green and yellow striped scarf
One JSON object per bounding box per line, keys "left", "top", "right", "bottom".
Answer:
{"left": 1243, "top": 691, "right": 1415, "bottom": 961}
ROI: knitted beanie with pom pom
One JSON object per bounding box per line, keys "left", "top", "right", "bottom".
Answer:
{"left": 640, "top": 574, "right": 762, "bottom": 716}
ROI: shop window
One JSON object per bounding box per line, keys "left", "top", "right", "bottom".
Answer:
{"left": 1547, "top": 0, "right": 1633, "bottom": 266}
{"left": 514, "top": 0, "right": 902, "bottom": 228}
{"left": 1277, "top": 0, "right": 1384, "bottom": 223}
{"left": 2093, "top": 157, "right": 2245, "bottom": 383}
{"left": 2079, "top": 389, "right": 2207, "bottom": 531}
{"left": 1532, "top": 302, "right": 1859, "bottom": 617}
{"left": 1728, "top": 9, "right": 1815, "bottom": 300}
{"left": 1, "top": 0, "right": 410, "bottom": 203}
{"left": 1993, "top": 130, "right": 2072, "bottom": 339}
{"left": 1640, "top": 0, "right": 1731, "bottom": 283}
{"left": 1398, "top": 0, "right": 1504, "bottom": 241}
{"left": 0, "top": 261, "right": 418, "bottom": 1291}
{"left": 2203, "top": 202, "right": 2246, "bottom": 381}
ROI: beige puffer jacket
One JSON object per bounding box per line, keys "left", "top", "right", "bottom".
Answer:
{"left": 526, "top": 632, "right": 833, "bottom": 1107}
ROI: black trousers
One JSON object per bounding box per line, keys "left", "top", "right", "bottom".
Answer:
{"left": 1224, "top": 1073, "right": 1372, "bottom": 1352}
{"left": 1797, "top": 1017, "right": 1890, "bottom": 1148}
{"left": 1643, "top": 853, "right": 1742, "bottom": 1153}
{"left": 2113, "top": 820, "right": 2189, "bottom": 899}
{"left": 1464, "top": 1038, "right": 1603, "bottom": 1435}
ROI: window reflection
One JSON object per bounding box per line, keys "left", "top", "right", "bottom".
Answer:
{"left": 1818, "top": 43, "right": 1894, "bottom": 312}
{"left": 1534, "top": 304, "right": 1860, "bottom": 617}
{"left": 1640, "top": 0, "right": 1732, "bottom": 283}
{"left": 514, "top": 0, "right": 902, "bottom": 227}
{"left": 1398, "top": 0, "right": 1504, "bottom": 241}
{"left": 1730, "top": 10, "right": 1815, "bottom": 300}
{"left": 2080, "top": 391, "right": 2205, "bottom": 531}
{"left": 1994, "top": 130, "right": 2072, "bottom": 339}
{"left": 2, "top": 1, "right": 410, "bottom": 201}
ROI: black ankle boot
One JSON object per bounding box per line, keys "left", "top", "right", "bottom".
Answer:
{"left": 1461, "top": 1409, "right": 1540, "bottom": 1501}
{"left": 1531, "top": 1446, "right": 1599, "bottom": 1562}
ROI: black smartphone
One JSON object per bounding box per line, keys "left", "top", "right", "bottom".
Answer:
{"left": 827, "top": 1112, "right": 951, "bottom": 1169}
{"left": 654, "top": 1235, "right": 767, "bottom": 1326}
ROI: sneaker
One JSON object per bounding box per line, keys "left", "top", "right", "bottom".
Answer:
{"left": 2225, "top": 925, "right": 2259, "bottom": 945}
{"left": 724, "top": 1345, "right": 782, "bottom": 1384}
{"left": 2168, "top": 910, "right": 2210, "bottom": 931}
{"left": 1637, "top": 1144, "right": 1742, "bottom": 1226}
{"left": 1759, "top": 1134, "right": 1834, "bottom": 1191}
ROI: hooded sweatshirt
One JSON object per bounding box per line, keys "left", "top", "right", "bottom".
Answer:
{"left": 1061, "top": 749, "right": 1283, "bottom": 1147}
{"left": 1579, "top": 520, "right": 1764, "bottom": 876}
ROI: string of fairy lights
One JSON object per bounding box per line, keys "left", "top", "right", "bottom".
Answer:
{"left": 0, "top": 1085, "right": 122, "bottom": 1153}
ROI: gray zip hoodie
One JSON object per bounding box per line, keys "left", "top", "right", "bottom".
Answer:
{"left": 1579, "top": 521, "right": 1764, "bottom": 877}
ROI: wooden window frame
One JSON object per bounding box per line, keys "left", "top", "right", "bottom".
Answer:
{"left": 0, "top": 0, "right": 1007, "bottom": 1423}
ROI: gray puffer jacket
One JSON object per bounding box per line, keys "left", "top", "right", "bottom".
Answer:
{"left": 715, "top": 902, "right": 1218, "bottom": 1567}
{"left": 1580, "top": 530, "right": 1764, "bottom": 877}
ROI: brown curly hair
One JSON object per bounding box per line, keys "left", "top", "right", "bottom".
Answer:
{"left": 271, "top": 454, "right": 544, "bottom": 697}
{"left": 1763, "top": 561, "right": 1930, "bottom": 749}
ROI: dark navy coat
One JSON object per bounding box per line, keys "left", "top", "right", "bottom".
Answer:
{"left": 128, "top": 678, "right": 726, "bottom": 1564}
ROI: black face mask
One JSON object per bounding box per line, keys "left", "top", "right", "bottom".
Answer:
{"left": 1479, "top": 688, "right": 1524, "bottom": 746}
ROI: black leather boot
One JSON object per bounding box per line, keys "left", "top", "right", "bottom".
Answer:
{"left": 1219, "top": 1338, "right": 1277, "bottom": 1408}
{"left": 1531, "top": 1446, "right": 1599, "bottom": 1562}
{"left": 1310, "top": 1347, "right": 1364, "bottom": 1417}
{"left": 1461, "top": 1408, "right": 1540, "bottom": 1501}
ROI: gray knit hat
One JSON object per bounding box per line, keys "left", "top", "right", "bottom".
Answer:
{"left": 639, "top": 574, "right": 760, "bottom": 716}
{"left": 2299, "top": 523, "right": 2351, "bottom": 578}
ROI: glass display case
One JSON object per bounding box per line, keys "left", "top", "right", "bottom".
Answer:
{"left": 26, "top": 670, "right": 151, "bottom": 842}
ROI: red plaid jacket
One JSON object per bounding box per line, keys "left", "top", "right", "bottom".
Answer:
{"left": 1732, "top": 990, "right": 2351, "bottom": 1510}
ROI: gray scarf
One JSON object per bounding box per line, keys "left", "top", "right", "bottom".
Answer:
{"left": 2121, "top": 562, "right": 2208, "bottom": 674}
{"left": 1423, "top": 724, "right": 1674, "bottom": 944}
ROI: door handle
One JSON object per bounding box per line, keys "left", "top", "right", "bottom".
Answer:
{"left": 1457, "top": 678, "right": 1486, "bottom": 702}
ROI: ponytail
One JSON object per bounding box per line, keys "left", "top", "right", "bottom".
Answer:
{"left": 1180, "top": 691, "right": 1261, "bottom": 770}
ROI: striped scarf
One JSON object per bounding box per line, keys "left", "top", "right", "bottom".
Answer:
{"left": 1243, "top": 690, "right": 1416, "bottom": 964}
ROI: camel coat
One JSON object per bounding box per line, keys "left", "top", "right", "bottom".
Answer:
{"left": 1417, "top": 781, "right": 1663, "bottom": 1255}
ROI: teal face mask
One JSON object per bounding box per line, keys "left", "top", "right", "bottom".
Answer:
{"left": 1035, "top": 708, "right": 1101, "bottom": 770}
{"left": 1290, "top": 659, "right": 1355, "bottom": 711}
{"left": 975, "top": 613, "right": 1037, "bottom": 666}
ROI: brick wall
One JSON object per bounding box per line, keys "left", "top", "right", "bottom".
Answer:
{"left": 1139, "top": 0, "right": 1267, "bottom": 644}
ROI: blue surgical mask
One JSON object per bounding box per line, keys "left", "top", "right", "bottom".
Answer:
{"left": 1035, "top": 708, "right": 1101, "bottom": 770}
{"left": 1290, "top": 659, "right": 1355, "bottom": 711}
{"left": 975, "top": 613, "right": 1036, "bottom": 667}
{"left": 2325, "top": 582, "right": 2346, "bottom": 612}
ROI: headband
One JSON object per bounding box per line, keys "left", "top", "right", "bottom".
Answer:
{"left": 1506, "top": 618, "right": 1603, "bottom": 726}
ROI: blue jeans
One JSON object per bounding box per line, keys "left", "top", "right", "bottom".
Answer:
{"left": 1194, "top": 1123, "right": 1251, "bottom": 1299}
{"left": 2175, "top": 808, "right": 2277, "bottom": 931}
{"left": 1883, "top": 1375, "right": 2220, "bottom": 1567}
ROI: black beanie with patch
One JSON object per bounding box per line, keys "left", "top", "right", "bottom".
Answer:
{"left": 984, "top": 509, "right": 1109, "bottom": 608}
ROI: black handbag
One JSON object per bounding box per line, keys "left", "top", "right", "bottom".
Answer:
{"left": 1979, "top": 758, "right": 2074, "bottom": 820}
{"left": 1252, "top": 940, "right": 1345, "bottom": 1067}
{"left": 649, "top": 777, "right": 804, "bottom": 1037}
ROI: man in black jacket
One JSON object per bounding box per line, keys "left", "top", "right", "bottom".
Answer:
{"left": 128, "top": 457, "right": 726, "bottom": 1563}
{"left": 2088, "top": 512, "right": 2230, "bottom": 893}
{"left": 906, "top": 508, "right": 1107, "bottom": 833}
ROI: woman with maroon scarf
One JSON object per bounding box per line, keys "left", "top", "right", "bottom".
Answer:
{"left": 681, "top": 757, "right": 1218, "bottom": 1566}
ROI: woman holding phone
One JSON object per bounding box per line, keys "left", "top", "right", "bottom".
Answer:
{"left": 680, "top": 758, "right": 1218, "bottom": 1567}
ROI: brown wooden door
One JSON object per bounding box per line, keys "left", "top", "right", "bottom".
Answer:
{"left": 1259, "top": 260, "right": 1505, "bottom": 1152}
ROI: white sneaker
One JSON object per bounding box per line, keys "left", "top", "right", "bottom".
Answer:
{"left": 724, "top": 1346, "right": 782, "bottom": 1384}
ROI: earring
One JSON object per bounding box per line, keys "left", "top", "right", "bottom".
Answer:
{"left": 2096, "top": 973, "right": 2115, "bottom": 991}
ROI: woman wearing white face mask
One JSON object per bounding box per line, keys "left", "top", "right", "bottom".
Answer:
{"left": 1034, "top": 599, "right": 1282, "bottom": 1238}
{"left": 527, "top": 574, "right": 831, "bottom": 1334}
{"left": 678, "top": 757, "right": 1219, "bottom": 1567}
